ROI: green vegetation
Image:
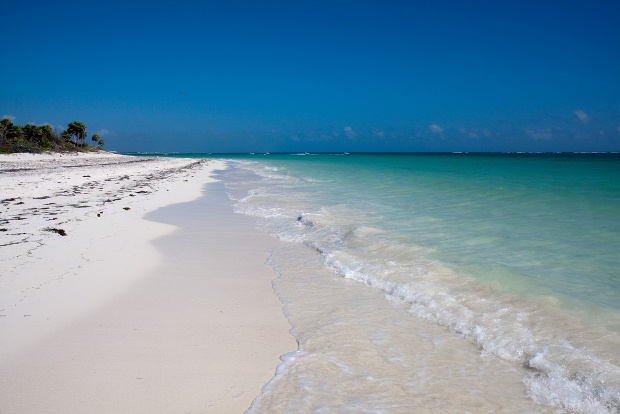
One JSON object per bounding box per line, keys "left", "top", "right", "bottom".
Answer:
{"left": 0, "top": 119, "right": 105, "bottom": 154}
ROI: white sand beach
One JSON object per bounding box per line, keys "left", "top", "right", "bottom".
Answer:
{"left": 0, "top": 152, "right": 295, "bottom": 413}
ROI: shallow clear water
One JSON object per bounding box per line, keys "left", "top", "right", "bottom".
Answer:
{"left": 176, "top": 152, "right": 620, "bottom": 412}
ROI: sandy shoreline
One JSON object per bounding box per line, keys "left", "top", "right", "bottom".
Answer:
{"left": 0, "top": 152, "right": 295, "bottom": 413}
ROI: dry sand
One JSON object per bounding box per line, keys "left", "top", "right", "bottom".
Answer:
{"left": 0, "top": 152, "right": 295, "bottom": 413}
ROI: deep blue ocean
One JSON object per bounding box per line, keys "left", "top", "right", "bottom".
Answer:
{"left": 151, "top": 152, "right": 620, "bottom": 413}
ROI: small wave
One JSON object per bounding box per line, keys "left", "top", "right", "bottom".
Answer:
{"left": 329, "top": 245, "right": 620, "bottom": 413}
{"left": 225, "top": 160, "right": 620, "bottom": 414}
{"left": 242, "top": 207, "right": 620, "bottom": 412}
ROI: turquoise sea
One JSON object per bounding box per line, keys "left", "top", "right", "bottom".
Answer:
{"left": 159, "top": 153, "right": 620, "bottom": 412}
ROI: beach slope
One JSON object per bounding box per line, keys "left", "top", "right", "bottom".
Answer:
{"left": 0, "top": 153, "right": 294, "bottom": 413}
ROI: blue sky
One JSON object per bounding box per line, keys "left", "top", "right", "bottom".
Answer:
{"left": 2, "top": 0, "right": 619, "bottom": 152}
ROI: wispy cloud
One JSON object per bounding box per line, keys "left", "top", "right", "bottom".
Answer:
{"left": 2, "top": 114, "right": 16, "bottom": 122}
{"left": 428, "top": 124, "right": 444, "bottom": 134}
{"left": 574, "top": 109, "right": 590, "bottom": 123}
{"left": 344, "top": 126, "right": 357, "bottom": 139}
{"left": 96, "top": 128, "right": 111, "bottom": 136}
{"left": 526, "top": 128, "right": 554, "bottom": 140}
{"left": 458, "top": 127, "right": 479, "bottom": 139}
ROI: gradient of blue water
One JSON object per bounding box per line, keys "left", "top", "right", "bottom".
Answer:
{"left": 231, "top": 153, "right": 620, "bottom": 312}
{"left": 158, "top": 152, "right": 620, "bottom": 412}
{"left": 222, "top": 153, "right": 619, "bottom": 412}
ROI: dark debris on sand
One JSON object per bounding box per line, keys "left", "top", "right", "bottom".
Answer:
{"left": 44, "top": 227, "right": 67, "bottom": 236}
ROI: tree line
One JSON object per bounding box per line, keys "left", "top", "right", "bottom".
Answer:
{"left": 0, "top": 119, "right": 105, "bottom": 153}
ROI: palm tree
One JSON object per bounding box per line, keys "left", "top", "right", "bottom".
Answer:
{"left": 91, "top": 133, "right": 105, "bottom": 148}
{"left": 66, "top": 121, "right": 87, "bottom": 146}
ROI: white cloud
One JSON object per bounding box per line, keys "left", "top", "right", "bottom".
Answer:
{"left": 2, "top": 114, "right": 16, "bottom": 122}
{"left": 428, "top": 124, "right": 444, "bottom": 134}
{"left": 344, "top": 126, "right": 357, "bottom": 139}
{"left": 574, "top": 109, "right": 590, "bottom": 123}
{"left": 35, "top": 122, "right": 54, "bottom": 128}
{"left": 96, "top": 128, "right": 111, "bottom": 136}
{"left": 458, "top": 127, "right": 479, "bottom": 139}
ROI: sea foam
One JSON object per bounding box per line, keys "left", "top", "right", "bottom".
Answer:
{"left": 221, "top": 154, "right": 620, "bottom": 413}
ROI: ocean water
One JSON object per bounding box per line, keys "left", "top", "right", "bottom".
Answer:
{"left": 180, "top": 153, "right": 619, "bottom": 412}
